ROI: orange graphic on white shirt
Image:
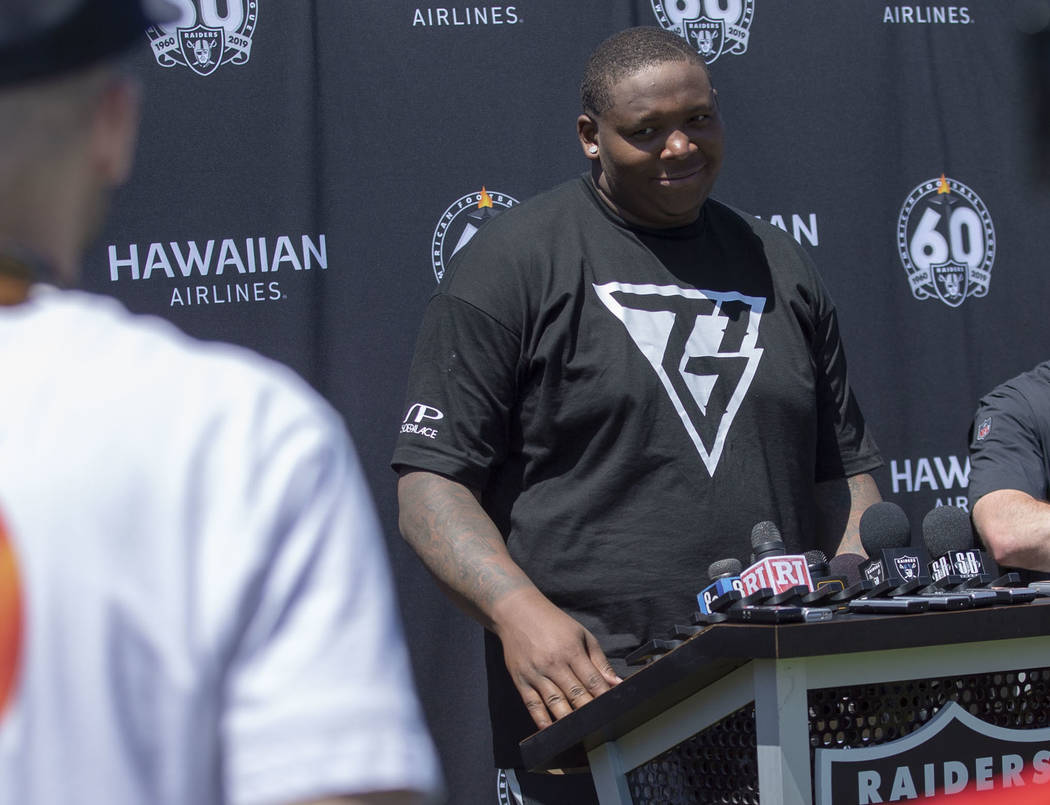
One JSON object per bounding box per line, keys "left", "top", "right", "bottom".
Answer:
{"left": 0, "top": 512, "right": 22, "bottom": 718}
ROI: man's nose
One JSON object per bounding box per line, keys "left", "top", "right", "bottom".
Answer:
{"left": 662, "top": 130, "right": 694, "bottom": 158}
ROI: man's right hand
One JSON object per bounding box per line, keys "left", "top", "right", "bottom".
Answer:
{"left": 491, "top": 586, "right": 622, "bottom": 730}
{"left": 396, "top": 471, "right": 621, "bottom": 730}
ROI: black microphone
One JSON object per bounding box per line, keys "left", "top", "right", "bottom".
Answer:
{"left": 920, "top": 506, "right": 1011, "bottom": 606}
{"left": 800, "top": 549, "right": 847, "bottom": 604}
{"left": 858, "top": 502, "right": 930, "bottom": 595}
{"left": 923, "top": 506, "right": 1035, "bottom": 604}
{"left": 806, "top": 549, "right": 829, "bottom": 577}
{"left": 696, "top": 558, "right": 743, "bottom": 615}
{"left": 826, "top": 553, "right": 876, "bottom": 602}
{"left": 738, "top": 521, "right": 813, "bottom": 600}
{"left": 750, "top": 520, "right": 785, "bottom": 560}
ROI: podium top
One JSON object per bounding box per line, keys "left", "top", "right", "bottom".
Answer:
{"left": 519, "top": 602, "right": 1050, "bottom": 771}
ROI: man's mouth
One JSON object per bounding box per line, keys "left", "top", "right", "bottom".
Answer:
{"left": 656, "top": 166, "right": 704, "bottom": 184}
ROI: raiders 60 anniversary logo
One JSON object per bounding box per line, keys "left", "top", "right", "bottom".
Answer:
{"left": 897, "top": 175, "right": 996, "bottom": 308}
{"left": 650, "top": 0, "right": 754, "bottom": 63}
{"left": 147, "top": 0, "right": 258, "bottom": 76}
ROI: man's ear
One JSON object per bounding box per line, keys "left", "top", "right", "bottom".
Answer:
{"left": 577, "top": 113, "right": 600, "bottom": 160}
{"left": 89, "top": 75, "right": 142, "bottom": 186}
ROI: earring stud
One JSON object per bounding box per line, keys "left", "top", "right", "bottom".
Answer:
{"left": 588, "top": 145, "right": 598, "bottom": 154}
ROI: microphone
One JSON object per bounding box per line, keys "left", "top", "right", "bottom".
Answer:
{"left": 751, "top": 520, "right": 785, "bottom": 561}
{"left": 923, "top": 506, "right": 1035, "bottom": 604}
{"left": 821, "top": 550, "right": 964, "bottom": 613}
{"left": 829, "top": 552, "right": 865, "bottom": 586}
{"left": 924, "top": 505, "right": 995, "bottom": 583}
{"left": 799, "top": 549, "right": 847, "bottom": 605}
{"left": 738, "top": 521, "right": 813, "bottom": 600}
{"left": 825, "top": 553, "right": 877, "bottom": 602}
{"left": 858, "top": 502, "right": 931, "bottom": 595}
{"left": 697, "top": 558, "right": 743, "bottom": 615}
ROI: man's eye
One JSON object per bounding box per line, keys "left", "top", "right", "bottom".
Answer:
{"left": 631, "top": 127, "right": 656, "bottom": 138}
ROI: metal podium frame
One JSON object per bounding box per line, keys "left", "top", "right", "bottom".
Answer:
{"left": 518, "top": 603, "right": 1050, "bottom": 805}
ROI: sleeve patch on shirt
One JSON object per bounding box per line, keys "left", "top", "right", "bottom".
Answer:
{"left": 400, "top": 403, "right": 445, "bottom": 440}
{"left": 976, "top": 416, "right": 992, "bottom": 441}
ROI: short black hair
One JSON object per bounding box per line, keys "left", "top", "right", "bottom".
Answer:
{"left": 580, "top": 27, "right": 710, "bottom": 117}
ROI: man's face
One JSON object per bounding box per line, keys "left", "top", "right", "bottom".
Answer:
{"left": 579, "top": 60, "right": 724, "bottom": 229}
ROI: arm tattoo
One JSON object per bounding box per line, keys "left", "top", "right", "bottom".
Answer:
{"left": 399, "top": 473, "right": 529, "bottom": 614}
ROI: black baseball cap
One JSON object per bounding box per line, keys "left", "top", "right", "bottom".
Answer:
{"left": 0, "top": 0, "right": 180, "bottom": 87}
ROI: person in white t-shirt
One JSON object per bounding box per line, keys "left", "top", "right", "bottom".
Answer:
{"left": 0, "top": 2, "right": 442, "bottom": 804}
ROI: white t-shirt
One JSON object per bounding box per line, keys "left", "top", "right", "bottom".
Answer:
{"left": 0, "top": 288, "right": 441, "bottom": 804}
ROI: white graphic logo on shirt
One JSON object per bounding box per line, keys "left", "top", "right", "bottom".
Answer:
{"left": 147, "top": 1, "right": 258, "bottom": 76}
{"left": 594, "top": 282, "right": 764, "bottom": 475}
{"left": 401, "top": 403, "right": 444, "bottom": 439}
{"left": 650, "top": 0, "right": 754, "bottom": 63}
{"left": 897, "top": 175, "right": 995, "bottom": 308}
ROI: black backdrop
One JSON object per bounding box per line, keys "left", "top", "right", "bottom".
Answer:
{"left": 83, "top": 2, "right": 1050, "bottom": 801}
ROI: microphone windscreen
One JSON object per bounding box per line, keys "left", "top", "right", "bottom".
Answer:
{"left": 805, "top": 549, "right": 828, "bottom": 565}
{"left": 750, "top": 520, "right": 782, "bottom": 548}
{"left": 828, "top": 552, "right": 865, "bottom": 586}
{"left": 750, "top": 520, "right": 785, "bottom": 560}
{"left": 708, "top": 557, "right": 742, "bottom": 580}
{"left": 922, "top": 505, "right": 974, "bottom": 557}
{"left": 805, "top": 549, "right": 829, "bottom": 574}
{"left": 859, "top": 501, "right": 911, "bottom": 553}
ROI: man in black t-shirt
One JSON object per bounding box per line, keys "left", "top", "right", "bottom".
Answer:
{"left": 393, "top": 27, "right": 882, "bottom": 804}
{"left": 969, "top": 361, "right": 1050, "bottom": 571}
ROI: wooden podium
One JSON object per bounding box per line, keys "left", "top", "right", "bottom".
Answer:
{"left": 519, "top": 601, "right": 1050, "bottom": 804}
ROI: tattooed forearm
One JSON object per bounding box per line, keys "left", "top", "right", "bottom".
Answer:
{"left": 397, "top": 471, "right": 532, "bottom": 627}
{"left": 815, "top": 472, "right": 882, "bottom": 557}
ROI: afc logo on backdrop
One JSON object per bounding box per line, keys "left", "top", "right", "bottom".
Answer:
{"left": 897, "top": 175, "right": 995, "bottom": 309}
{"left": 431, "top": 187, "right": 519, "bottom": 283}
{"left": 650, "top": 0, "right": 754, "bottom": 63}
{"left": 147, "top": 0, "right": 258, "bottom": 76}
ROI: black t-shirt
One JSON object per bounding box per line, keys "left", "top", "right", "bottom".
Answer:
{"left": 969, "top": 361, "right": 1050, "bottom": 504}
{"left": 392, "top": 175, "right": 881, "bottom": 766}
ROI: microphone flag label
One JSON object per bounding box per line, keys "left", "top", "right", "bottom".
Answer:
{"left": 865, "top": 548, "right": 932, "bottom": 586}
{"left": 698, "top": 576, "right": 743, "bottom": 613}
{"left": 930, "top": 550, "right": 992, "bottom": 582}
{"left": 740, "top": 555, "right": 813, "bottom": 596}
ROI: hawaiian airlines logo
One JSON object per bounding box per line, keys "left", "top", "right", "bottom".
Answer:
{"left": 432, "top": 187, "right": 519, "bottom": 282}
{"left": 0, "top": 512, "right": 23, "bottom": 721}
{"left": 106, "top": 233, "right": 328, "bottom": 308}
{"left": 898, "top": 175, "right": 995, "bottom": 308}
{"left": 650, "top": 0, "right": 754, "bottom": 63}
{"left": 147, "top": 0, "right": 258, "bottom": 76}
{"left": 593, "top": 282, "right": 764, "bottom": 475}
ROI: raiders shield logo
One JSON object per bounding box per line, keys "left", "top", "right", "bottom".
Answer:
{"left": 894, "top": 555, "right": 920, "bottom": 580}
{"left": 179, "top": 25, "right": 223, "bottom": 76}
{"left": 932, "top": 260, "right": 969, "bottom": 308}
{"left": 685, "top": 19, "right": 725, "bottom": 61}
